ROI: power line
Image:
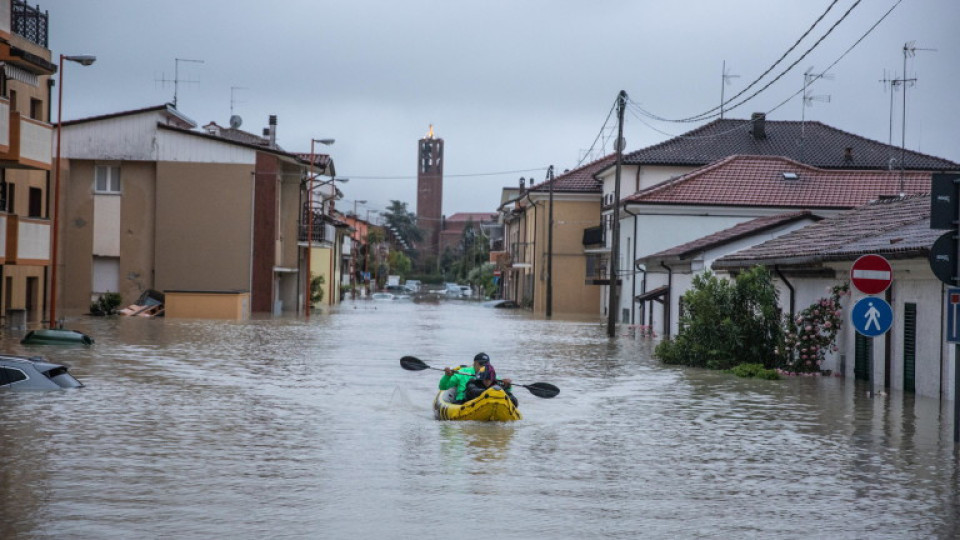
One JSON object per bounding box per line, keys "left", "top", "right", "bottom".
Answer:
{"left": 623, "top": 0, "right": 902, "bottom": 142}
{"left": 347, "top": 166, "right": 547, "bottom": 181}
{"left": 633, "top": 0, "right": 862, "bottom": 124}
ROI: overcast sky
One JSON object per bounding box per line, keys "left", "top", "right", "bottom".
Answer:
{"left": 47, "top": 0, "right": 959, "bottom": 218}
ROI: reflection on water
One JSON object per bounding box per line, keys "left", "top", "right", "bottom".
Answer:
{"left": 0, "top": 301, "right": 958, "bottom": 538}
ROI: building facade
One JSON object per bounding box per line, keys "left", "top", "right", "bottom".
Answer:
{"left": 0, "top": 0, "right": 55, "bottom": 326}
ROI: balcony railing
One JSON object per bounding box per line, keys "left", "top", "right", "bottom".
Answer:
{"left": 12, "top": 0, "right": 47, "bottom": 48}
{"left": 0, "top": 214, "right": 50, "bottom": 264}
{"left": 582, "top": 225, "right": 605, "bottom": 246}
{"left": 298, "top": 209, "right": 336, "bottom": 245}
{"left": 0, "top": 111, "right": 52, "bottom": 170}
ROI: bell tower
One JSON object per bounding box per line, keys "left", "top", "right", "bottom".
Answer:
{"left": 417, "top": 125, "right": 444, "bottom": 257}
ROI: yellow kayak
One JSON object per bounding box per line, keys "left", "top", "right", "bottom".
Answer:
{"left": 433, "top": 387, "right": 522, "bottom": 422}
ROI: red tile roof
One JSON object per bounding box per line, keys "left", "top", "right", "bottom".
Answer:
{"left": 625, "top": 155, "right": 931, "bottom": 209}
{"left": 713, "top": 194, "right": 935, "bottom": 269}
{"left": 622, "top": 116, "right": 959, "bottom": 170}
{"left": 444, "top": 212, "right": 498, "bottom": 223}
{"left": 527, "top": 154, "right": 615, "bottom": 193}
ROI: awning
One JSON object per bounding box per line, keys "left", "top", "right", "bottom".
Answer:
{"left": 634, "top": 285, "right": 669, "bottom": 303}
{"left": 0, "top": 62, "right": 39, "bottom": 86}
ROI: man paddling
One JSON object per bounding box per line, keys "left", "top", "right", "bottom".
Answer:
{"left": 440, "top": 353, "right": 514, "bottom": 403}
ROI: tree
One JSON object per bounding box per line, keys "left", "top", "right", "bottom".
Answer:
{"left": 382, "top": 200, "right": 423, "bottom": 244}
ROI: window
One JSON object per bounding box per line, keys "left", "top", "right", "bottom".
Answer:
{"left": 92, "top": 256, "right": 120, "bottom": 295}
{"left": 7, "top": 183, "right": 14, "bottom": 213}
{"left": 8, "top": 89, "right": 16, "bottom": 111}
{"left": 29, "top": 98, "right": 42, "bottom": 120}
{"left": 0, "top": 366, "right": 27, "bottom": 386}
{"left": 28, "top": 186, "right": 41, "bottom": 217}
{"left": 95, "top": 165, "right": 121, "bottom": 194}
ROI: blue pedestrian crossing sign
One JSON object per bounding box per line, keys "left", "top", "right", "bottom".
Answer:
{"left": 851, "top": 297, "right": 893, "bottom": 337}
{"left": 947, "top": 289, "right": 960, "bottom": 343}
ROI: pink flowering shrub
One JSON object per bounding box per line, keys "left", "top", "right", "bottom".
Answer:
{"left": 779, "top": 283, "right": 849, "bottom": 374}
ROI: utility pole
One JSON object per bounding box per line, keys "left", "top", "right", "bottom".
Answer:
{"left": 545, "top": 165, "right": 555, "bottom": 318}
{"left": 607, "top": 91, "right": 627, "bottom": 338}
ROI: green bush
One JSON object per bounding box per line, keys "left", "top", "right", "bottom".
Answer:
{"left": 727, "top": 363, "right": 780, "bottom": 380}
{"left": 310, "top": 275, "right": 325, "bottom": 305}
{"left": 654, "top": 266, "right": 783, "bottom": 370}
{"left": 90, "top": 292, "right": 122, "bottom": 316}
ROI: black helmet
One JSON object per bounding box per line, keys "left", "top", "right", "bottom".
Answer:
{"left": 473, "top": 352, "right": 490, "bottom": 365}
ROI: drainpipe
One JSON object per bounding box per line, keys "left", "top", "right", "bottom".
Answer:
{"left": 624, "top": 204, "right": 641, "bottom": 325}
{"left": 634, "top": 263, "right": 646, "bottom": 326}
{"left": 660, "top": 262, "right": 673, "bottom": 338}
{"left": 774, "top": 265, "right": 795, "bottom": 316}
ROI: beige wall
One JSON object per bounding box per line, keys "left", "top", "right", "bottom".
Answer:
{"left": 531, "top": 197, "right": 602, "bottom": 316}
{"left": 61, "top": 160, "right": 158, "bottom": 312}
{"left": 155, "top": 161, "right": 253, "bottom": 293}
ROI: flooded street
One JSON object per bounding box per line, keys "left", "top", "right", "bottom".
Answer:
{"left": 2, "top": 299, "right": 959, "bottom": 538}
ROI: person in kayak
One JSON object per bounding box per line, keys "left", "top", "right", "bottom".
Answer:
{"left": 440, "top": 353, "right": 516, "bottom": 404}
{"left": 439, "top": 363, "right": 475, "bottom": 403}
{"left": 465, "top": 353, "right": 515, "bottom": 402}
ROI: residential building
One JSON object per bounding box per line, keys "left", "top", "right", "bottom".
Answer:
{"left": 57, "top": 105, "right": 323, "bottom": 316}
{"left": 497, "top": 155, "right": 613, "bottom": 315}
{"left": 621, "top": 155, "right": 932, "bottom": 332}
{"left": 635, "top": 211, "right": 821, "bottom": 337}
{"left": 596, "top": 114, "right": 960, "bottom": 325}
{"left": 0, "top": 1, "right": 55, "bottom": 326}
{"left": 438, "top": 212, "right": 497, "bottom": 255}
{"left": 713, "top": 195, "right": 952, "bottom": 401}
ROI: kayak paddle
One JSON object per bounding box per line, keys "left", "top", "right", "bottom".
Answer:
{"left": 400, "top": 355, "right": 559, "bottom": 399}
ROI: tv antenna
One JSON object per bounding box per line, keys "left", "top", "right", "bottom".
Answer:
{"left": 897, "top": 41, "right": 936, "bottom": 193}
{"left": 230, "top": 86, "right": 248, "bottom": 116}
{"left": 878, "top": 69, "right": 907, "bottom": 147}
{"left": 719, "top": 61, "right": 739, "bottom": 119}
{"left": 799, "top": 67, "right": 833, "bottom": 162}
{"left": 157, "top": 58, "right": 204, "bottom": 108}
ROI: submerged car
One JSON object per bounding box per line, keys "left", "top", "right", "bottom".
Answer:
{"left": 0, "top": 354, "right": 83, "bottom": 390}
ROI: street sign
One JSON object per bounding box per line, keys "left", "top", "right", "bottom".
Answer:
{"left": 931, "top": 173, "right": 960, "bottom": 230}
{"left": 850, "top": 254, "right": 893, "bottom": 295}
{"left": 930, "top": 231, "right": 958, "bottom": 285}
{"left": 948, "top": 289, "right": 960, "bottom": 343}
{"left": 851, "top": 296, "right": 893, "bottom": 337}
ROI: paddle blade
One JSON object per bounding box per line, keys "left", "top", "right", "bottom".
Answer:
{"left": 400, "top": 356, "right": 431, "bottom": 371}
{"left": 521, "top": 382, "right": 559, "bottom": 399}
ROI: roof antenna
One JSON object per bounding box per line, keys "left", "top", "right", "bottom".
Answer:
{"left": 156, "top": 58, "right": 204, "bottom": 108}
{"left": 719, "top": 60, "right": 739, "bottom": 120}
{"left": 230, "top": 86, "right": 247, "bottom": 128}
{"left": 898, "top": 41, "right": 935, "bottom": 194}
{"left": 799, "top": 66, "right": 832, "bottom": 162}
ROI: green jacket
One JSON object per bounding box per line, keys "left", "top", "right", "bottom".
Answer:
{"left": 438, "top": 365, "right": 475, "bottom": 401}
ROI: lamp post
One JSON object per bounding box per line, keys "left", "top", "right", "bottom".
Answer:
{"left": 305, "top": 137, "right": 334, "bottom": 318}
{"left": 545, "top": 165, "right": 555, "bottom": 318}
{"left": 50, "top": 54, "right": 96, "bottom": 328}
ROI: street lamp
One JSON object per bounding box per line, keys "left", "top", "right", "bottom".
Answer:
{"left": 306, "top": 137, "right": 334, "bottom": 318}
{"left": 50, "top": 54, "right": 96, "bottom": 327}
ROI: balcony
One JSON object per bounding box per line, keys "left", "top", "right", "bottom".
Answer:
{"left": 0, "top": 214, "right": 50, "bottom": 264}
{"left": 298, "top": 209, "right": 336, "bottom": 246}
{"left": 12, "top": 0, "right": 48, "bottom": 48}
{"left": 582, "top": 225, "right": 605, "bottom": 247}
{"left": 0, "top": 111, "right": 52, "bottom": 170}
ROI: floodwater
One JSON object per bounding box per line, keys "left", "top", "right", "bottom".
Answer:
{"left": 1, "top": 299, "right": 959, "bottom": 539}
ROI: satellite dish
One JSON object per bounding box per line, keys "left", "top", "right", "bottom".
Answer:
{"left": 229, "top": 115, "right": 243, "bottom": 129}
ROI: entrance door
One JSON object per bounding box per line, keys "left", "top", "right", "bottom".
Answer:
{"left": 854, "top": 333, "right": 872, "bottom": 381}
{"left": 903, "top": 303, "right": 917, "bottom": 393}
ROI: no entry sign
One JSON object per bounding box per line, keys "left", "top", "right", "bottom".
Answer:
{"left": 850, "top": 254, "right": 893, "bottom": 295}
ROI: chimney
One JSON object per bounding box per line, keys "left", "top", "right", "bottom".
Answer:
{"left": 519, "top": 177, "right": 526, "bottom": 194}
{"left": 844, "top": 147, "right": 853, "bottom": 162}
{"left": 750, "top": 112, "right": 766, "bottom": 140}
{"left": 268, "top": 115, "right": 278, "bottom": 147}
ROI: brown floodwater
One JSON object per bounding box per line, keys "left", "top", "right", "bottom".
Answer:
{"left": 1, "top": 299, "right": 958, "bottom": 538}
